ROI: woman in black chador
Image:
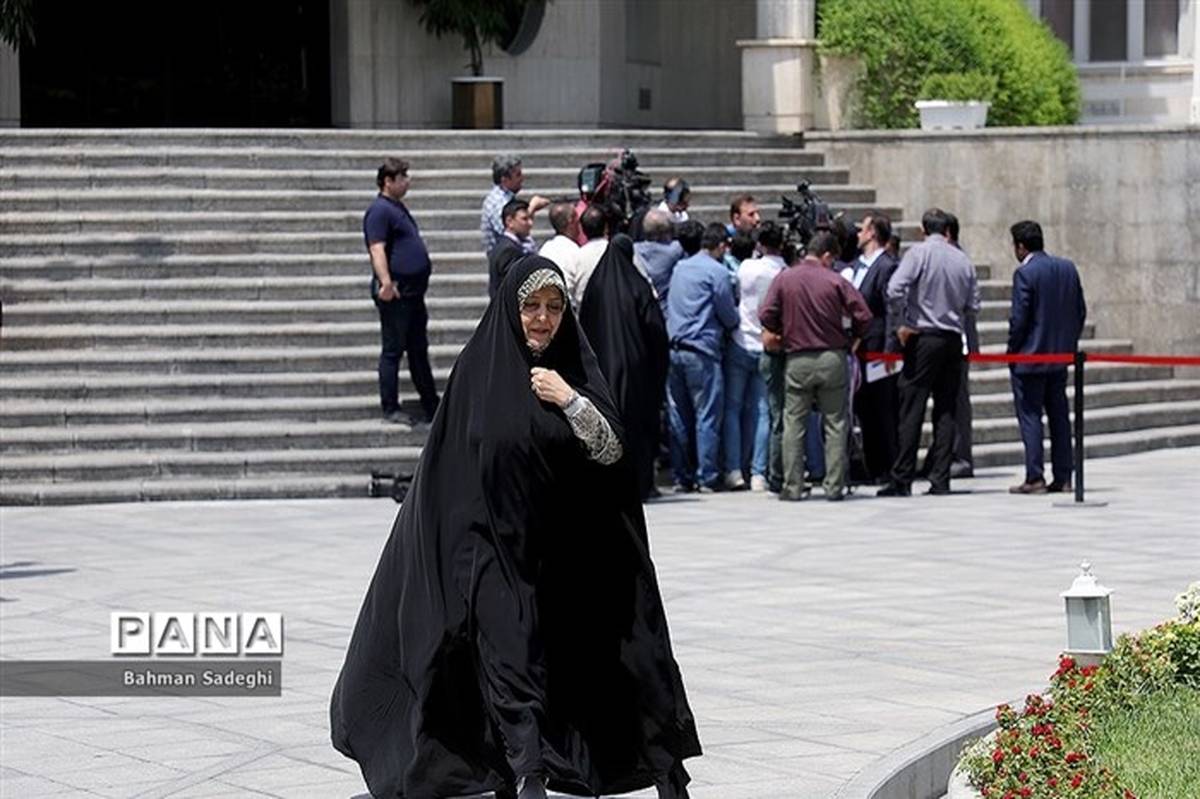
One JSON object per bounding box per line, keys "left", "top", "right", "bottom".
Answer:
{"left": 577, "top": 235, "right": 670, "bottom": 501}
{"left": 331, "top": 256, "right": 700, "bottom": 799}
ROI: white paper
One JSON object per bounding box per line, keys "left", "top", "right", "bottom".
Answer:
{"left": 866, "top": 360, "right": 901, "bottom": 383}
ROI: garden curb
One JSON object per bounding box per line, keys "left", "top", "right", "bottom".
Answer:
{"left": 832, "top": 701, "right": 1017, "bottom": 799}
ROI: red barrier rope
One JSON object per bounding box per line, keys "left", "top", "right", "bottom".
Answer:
{"left": 862, "top": 351, "right": 1200, "bottom": 367}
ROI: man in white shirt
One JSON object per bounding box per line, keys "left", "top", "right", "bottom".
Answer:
{"left": 538, "top": 201, "right": 582, "bottom": 277}
{"left": 569, "top": 204, "right": 610, "bottom": 307}
{"left": 722, "top": 221, "right": 787, "bottom": 491}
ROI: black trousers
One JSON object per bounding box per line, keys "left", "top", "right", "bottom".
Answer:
{"left": 376, "top": 295, "right": 439, "bottom": 418}
{"left": 891, "top": 331, "right": 963, "bottom": 489}
{"left": 855, "top": 366, "right": 898, "bottom": 481}
{"left": 919, "top": 359, "right": 973, "bottom": 473}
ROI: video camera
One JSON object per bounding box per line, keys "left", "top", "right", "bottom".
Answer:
{"left": 777, "top": 180, "right": 833, "bottom": 255}
{"left": 577, "top": 149, "right": 653, "bottom": 233}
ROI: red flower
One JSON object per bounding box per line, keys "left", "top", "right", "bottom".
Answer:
{"left": 1048, "top": 777, "right": 1058, "bottom": 788}
{"left": 1028, "top": 747, "right": 1040, "bottom": 758}
{"left": 1020, "top": 788, "right": 1032, "bottom": 798}
{"left": 1065, "top": 751, "right": 1087, "bottom": 764}
{"left": 1011, "top": 744, "right": 1022, "bottom": 754}
{"left": 1071, "top": 773, "right": 1084, "bottom": 788}
{"left": 1124, "top": 791, "right": 1137, "bottom": 799}
{"left": 993, "top": 747, "right": 1005, "bottom": 764}
{"left": 1018, "top": 771, "right": 1029, "bottom": 783}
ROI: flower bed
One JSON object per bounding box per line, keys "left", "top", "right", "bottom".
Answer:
{"left": 957, "top": 583, "right": 1200, "bottom": 799}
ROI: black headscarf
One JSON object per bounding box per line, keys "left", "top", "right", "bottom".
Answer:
{"left": 331, "top": 255, "right": 700, "bottom": 798}
{"left": 578, "top": 235, "right": 670, "bottom": 499}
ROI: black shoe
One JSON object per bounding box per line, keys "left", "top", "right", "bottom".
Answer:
{"left": 826, "top": 490, "right": 846, "bottom": 502}
{"left": 925, "top": 484, "right": 952, "bottom": 495}
{"left": 643, "top": 487, "right": 663, "bottom": 500}
{"left": 876, "top": 482, "right": 911, "bottom": 497}
{"left": 1046, "top": 480, "right": 1073, "bottom": 494}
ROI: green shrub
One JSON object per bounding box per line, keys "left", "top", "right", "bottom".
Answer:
{"left": 918, "top": 71, "right": 998, "bottom": 102}
{"left": 818, "top": 0, "right": 1080, "bottom": 128}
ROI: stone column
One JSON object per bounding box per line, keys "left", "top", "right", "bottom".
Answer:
{"left": 1192, "top": 0, "right": 1200, "bottom": 123}
{"left": 737, "top": 0, "right": 817, "bottom": 133}
{"left": 0, "top": 41, "right": 19, "bottom": 127}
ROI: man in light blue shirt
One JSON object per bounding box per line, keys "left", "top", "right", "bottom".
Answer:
{"left": 666, "top": 222, "right": 740, "bottom": 492}
{"left": 633, "top": 208, "right": 684, "bottom": 316}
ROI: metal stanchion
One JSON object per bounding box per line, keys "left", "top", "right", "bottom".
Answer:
{"left": 1055, "top": 350, "right": 1107, "bottom": 508}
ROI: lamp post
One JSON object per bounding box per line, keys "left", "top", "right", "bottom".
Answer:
{"left": 1060, "top": 562, "right": 1113, "bottom": 666}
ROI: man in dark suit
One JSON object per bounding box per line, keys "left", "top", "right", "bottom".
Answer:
{"left": 844, "top": 212, "right": 900, "bottom": 482}
{"left": 487, "top": 198, "right": 533, "bottom": 299}
{"left": 1007, "top": 220, "right": 1087, "bottom": 494}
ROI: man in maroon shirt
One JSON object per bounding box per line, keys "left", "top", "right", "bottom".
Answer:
{"left": 759, "top": 231, "right": 872, "bottom": 501}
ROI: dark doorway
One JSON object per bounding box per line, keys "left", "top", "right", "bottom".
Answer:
{"left": 19, "top": 1, "right": 331, "bottom": 127}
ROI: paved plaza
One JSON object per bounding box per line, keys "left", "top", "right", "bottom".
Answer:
{"left": 2, "top": 448, "right": 1198, "bottom": 798}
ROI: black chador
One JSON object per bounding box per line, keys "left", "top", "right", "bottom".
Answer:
{"left": 577, "top": 235, "right": 670, "bottom": 500}
{"left": 331, "top": 257, "right": 700, "bottom": 798}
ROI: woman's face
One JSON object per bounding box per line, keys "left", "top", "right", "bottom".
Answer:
{"left": 520, "top": 286, "right": 565, "bottom": 353}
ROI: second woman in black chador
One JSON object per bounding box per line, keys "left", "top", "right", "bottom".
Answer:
{"left": 331, "top": 256, "right": 700, "bottom": 798}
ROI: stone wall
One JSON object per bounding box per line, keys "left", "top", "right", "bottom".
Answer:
{"left": 805, "top": 125, "right": 1200, "bottom": 356}
{"left": 328, "top": 0, "right": 752, "bottom": 129}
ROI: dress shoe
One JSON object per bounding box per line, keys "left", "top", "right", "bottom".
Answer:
{"left": 643, "top": 487, "right": 663, "bottom": 500}
{"left": 1009, "top": 478, "right": 1048, "bottom": 495}
{"left": 671, "top": 483, "right": 695, "bottom": 495}
{"left": 1047, "top": 480, "right": 1073, "bottom": 494}
{"left": 925, "top": 485, "right": 952, "bottom": 496}
{"left": 876, "top": 482, "right": 911, "bottom": 497}
{"left": 826, "top": 489, "right": 846, "bottom": 502}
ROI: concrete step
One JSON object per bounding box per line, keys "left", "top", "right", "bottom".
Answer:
{"left": 0, "top": 354, "right": 1163, "bottom": 406}
{"left": 0, "top": 320, "right": 480, "bottom": 351}
{"left": 5, "top": 377, "right": 1194, "bottom": 432}
{"left": 0, "top": 345, "right": 459, "bottom": 375}
{"left": 0, "top": 273, "right": 488, "bottom": 302}
{"left": 0, "top": 274, "right": 479, "bottom": 302}
{"left": 0, "top": 252, "right": 484, "bottom": 280}
{"left": 919, "top": 399, "right": 1200, "bottom": 447}
{"left": 0, "top": 146, "right": 827, "bottom": 171}
{"left": 0, "top": 445, "right": 425, "bottom": 484}
{"left": 2, "top": 297, "right": 487, "bottom": 326}
{"left": 0, "top": 183, "right": 878, "bottom": 214}
{"left": 965, "top": 378, "right": 1200, "bottom": 420}
{"left": 0, "top": 296, "right": 1014, "bottom": 326}
{"left": 1, "top": 417, "right": 432, "bottom": 455}
{"left": 0, "top": 318, "right": 1055, "bottom": 352}
{"left": 0, "top": 200, "right": 899, "bottom": 236}
{"left": 5, "top": 425, "right": 1199, "bottom": 506}
{"left": 0, "top": 164, "right": 851, "bottom": 193}
{"left": 971, "top": 423, "right": 1200, "bottom": 471}
{"left": 0, "top": 253, "right": 995, "bottom": 283}
{"left": 0, "top": 473, "right": 384, "bottom": 505}
{"left": 0, "top": 128, "right": 797, "bottom": 151}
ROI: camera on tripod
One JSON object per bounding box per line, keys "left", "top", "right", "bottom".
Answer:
{"left": 778, "top": 180, "right": 833, "bottom": 255}
{"left": 577, "top": 149, "right": 653, "bottom": 233}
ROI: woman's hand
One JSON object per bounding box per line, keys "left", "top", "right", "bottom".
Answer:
{"left": 530, "top": 367, "right": 574, "bottom": 408}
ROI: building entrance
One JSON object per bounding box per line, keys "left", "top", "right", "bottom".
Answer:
{"left": 19, "top": 1, "right": 330, "bottom": 127}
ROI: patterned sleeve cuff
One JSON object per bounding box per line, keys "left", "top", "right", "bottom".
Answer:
{"left": 564, "top": 396, "right": 623, "bottom": 465}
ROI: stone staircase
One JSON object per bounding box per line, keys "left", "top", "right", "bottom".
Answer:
{"left": 2, "top": 129, "right": 1198, "bottom": 504}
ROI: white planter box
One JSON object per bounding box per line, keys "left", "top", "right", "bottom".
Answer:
{"left": 915, "top": 100, "right": 990, "bottom": 130}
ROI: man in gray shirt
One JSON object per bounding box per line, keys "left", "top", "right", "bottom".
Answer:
{"left": 878, "top": 208, "right": 981, "bottom": 496}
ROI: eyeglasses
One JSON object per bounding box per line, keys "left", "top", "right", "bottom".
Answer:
{"left": 520, "top": 298, "right": 565, "bottom": 317}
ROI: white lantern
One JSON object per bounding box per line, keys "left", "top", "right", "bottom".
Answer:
{"left": 1060, "top": 562, "right": 1113, "bottom": 655}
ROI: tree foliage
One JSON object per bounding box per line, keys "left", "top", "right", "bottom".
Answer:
{"left": 0, "top": 0, "right": 35, "bottom": 50}
{"left": 818, "top": 0, "right": 1080, "bottom": 128}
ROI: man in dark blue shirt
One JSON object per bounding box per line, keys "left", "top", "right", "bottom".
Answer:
{"left": 364, "top": 158, "right": 439, "bottom": 424}
{"left": 665, "top": 221, "right": 740, "bottom": 492}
